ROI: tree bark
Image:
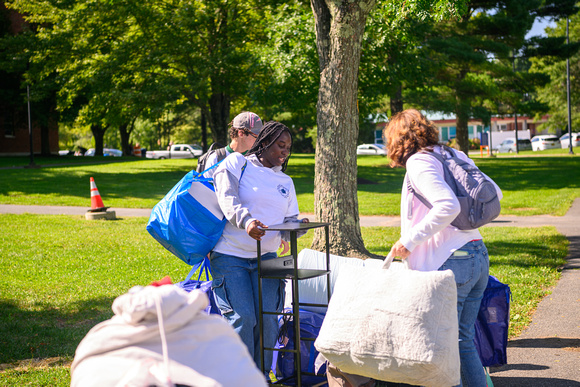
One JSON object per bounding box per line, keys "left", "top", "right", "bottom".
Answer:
{"left": 390, "top": 85, "right": 403, "bottom": 115}
{"left": 119, "top": 122, "right": 132, "bottom": 156}
{"left": 310, "top": 0, "right": 378, "bottom": 258}
{"left": 91, "top": 124, "right": 108, "bottom": 156}
{"left": 208, "top": 91, "right": 230, "bottom": 146}
{"left": 455, "top": 103, "right": 469, "bottom": 153}
{"left": 201, "top": 110, "right": 208, "bottom": 151}
{"left": 455, "top": 69, "right": 470, "bottom": 153}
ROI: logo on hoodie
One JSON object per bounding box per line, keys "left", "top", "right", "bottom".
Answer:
{"left": 277, "top": 184, "right": 290, "bottom": 198}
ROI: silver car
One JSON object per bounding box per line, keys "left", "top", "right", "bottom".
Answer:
{"left": 356, "top": 143, "right": 387, "bottom": 156}
{"left": 560, "top": 133, "right": 580, "bottom": 149}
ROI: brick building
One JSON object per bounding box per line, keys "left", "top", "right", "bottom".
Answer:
{"left": 0, "top": 2, "right": 59, "bottom": 156}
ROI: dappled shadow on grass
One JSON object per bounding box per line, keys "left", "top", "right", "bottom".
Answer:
{"left": 0, "top": 164, "right": 192, "bottom": 202}
{"left": 0, "top": 296, "right": 115, "bottom": 364}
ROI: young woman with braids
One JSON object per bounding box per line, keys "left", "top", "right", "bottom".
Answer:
{"left": 211, "top": 121, "right": 309, "bottom": 376}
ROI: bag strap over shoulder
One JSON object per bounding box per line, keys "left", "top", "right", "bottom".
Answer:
{"left": 407, "top": 146, "right": 455, "bottom": 208}
{"left": 215, "top": 147, "right": 227, "bottom": 162}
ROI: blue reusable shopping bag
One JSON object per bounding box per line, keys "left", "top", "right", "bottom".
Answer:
{"left": 274, "top": 309, "right": 327, "bottom": 386}
{"left": 474, "top": 275, "right": 511, "bottom": 367}
{"left": 146, "top": 165, "right": 226, "bottom": 266}
{"left": 175, "top": 256, "right": 220, "bottom": 315}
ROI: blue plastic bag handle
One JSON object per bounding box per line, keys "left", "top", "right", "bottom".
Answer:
{"left": 192, "top": 158, "right": 247, "bottom": 184}
{"left": 184, "top": 256, "right": 212, "bottom": 282}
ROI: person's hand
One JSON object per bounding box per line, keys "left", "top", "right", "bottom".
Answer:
{"left": 279, "top": 240, "right": 290, "bottom": 255}
{"left": 388, "top": 240, "right": 411, "bottom": 260}
{"left": 247, "top": 220, "right": 267, "bottom": 240}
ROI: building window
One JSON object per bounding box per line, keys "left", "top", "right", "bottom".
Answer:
{"left": 374, "top": 129, "right": 383, "bottom": 144}
{"left": 441, "top": 127, "right": 449, "bottom": 141}
{"left": 449, "top": 126, "right": 456, "bottom": 139}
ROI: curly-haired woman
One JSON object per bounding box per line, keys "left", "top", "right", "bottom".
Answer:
{"left": 384, "top": 109, "right": 502, "bottom": 387}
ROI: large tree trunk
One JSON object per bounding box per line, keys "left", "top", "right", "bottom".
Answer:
{"left": 90, "top": 124, "right": 108, "bottom": 156}
{"left": 310, "top": 0, "right": 377, "bottom": 259}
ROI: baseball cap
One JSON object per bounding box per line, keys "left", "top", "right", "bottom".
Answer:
{"left": 232, "top": 111, "right": 263, "bottom": 135}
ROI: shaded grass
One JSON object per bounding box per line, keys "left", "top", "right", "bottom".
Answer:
{"left": 0, "top": 154, "right": 580, "bottom": 215}
{"left": 1, "top": 154, "right": 580, "bottom": 216}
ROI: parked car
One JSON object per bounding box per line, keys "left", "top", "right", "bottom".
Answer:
{"left": 356, "top": 143, "right": 387, "bottom": 156}
{"left": 560, "top": 132, "right": 580, "bottom": 149}
{"left": 531, "top": 135, "right": 560, "bottom": 151}
{"left": 494, "top": 138, "right": 532, "bottom": 153}
{"left": 84, "top": 148, "right": 123, "bottom": 157}
{"left": 146, "top": 144, "right": 203, "bottom": 159}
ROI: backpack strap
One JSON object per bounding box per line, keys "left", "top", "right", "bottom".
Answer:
{"left": 407, "top": 146, "right": 455, "bottom": 208}
{"left": 196, "top": 142, "right": 225, "bottom": 173}
{"left": 215, "top": 147, "right": 228, "bottom": 162}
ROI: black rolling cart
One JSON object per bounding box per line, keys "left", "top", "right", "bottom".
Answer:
{"left": 257, "top": 222, "right": 331, "bottom": 387}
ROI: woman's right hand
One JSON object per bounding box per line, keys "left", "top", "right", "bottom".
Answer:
{"left": 247, "top": 220, "right": 267, "bottom": 240}
{"left": 389, "top": 240, "right": 411, "bottom": 260}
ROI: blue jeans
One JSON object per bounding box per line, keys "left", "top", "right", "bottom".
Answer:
{"left": 210, "top": 251, "right": 285, "bottom": 374}
{"left": 438, "top": 240, "right": 489, "bottom": 387}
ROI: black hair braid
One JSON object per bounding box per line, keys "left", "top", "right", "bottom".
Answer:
{"left": 246, "top": 121, "right": 293, "bottom": 172}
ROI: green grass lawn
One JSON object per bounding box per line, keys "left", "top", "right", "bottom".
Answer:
{"left": 0, "top": 214, "right": 567, "bottom": 385}
{"left": 1, "top": 153, "right": 579, "bottom": 216}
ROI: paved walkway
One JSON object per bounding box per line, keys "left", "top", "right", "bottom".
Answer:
{"left": 1, "top": 202, "right": 579, "bottom": 385}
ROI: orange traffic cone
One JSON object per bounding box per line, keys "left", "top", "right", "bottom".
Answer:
{"left": 89, "top": 177, "right": 108, "bottom": 212}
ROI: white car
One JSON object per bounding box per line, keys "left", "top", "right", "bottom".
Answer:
{"left": 356, "top": 143, "right": 387, "bottom": 156}
{"left": 495, "top": 138, "right": 532, "bottom": 153}
{"left": 560, "top": 132, "right": 580, "bottom": 149}
{"left": 84, "top": 148, "right": 123, "bottom": 157}
{"left": 531, "top": 135, "right": 560, "bottom": 151}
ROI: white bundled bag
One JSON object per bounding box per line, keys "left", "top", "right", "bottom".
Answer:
{"left": 314, "top": 254, "right": 460, "bottom": 387}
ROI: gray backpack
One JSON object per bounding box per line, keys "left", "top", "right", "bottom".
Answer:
{"left": 407, "top": 145, "right": 501, "bottom": 230}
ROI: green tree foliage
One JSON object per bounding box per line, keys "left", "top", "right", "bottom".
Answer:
{"left": 360, "top": 3, "right": 435, "bottom": 117}
{"left": 405, "top": 0, "right": 541, "bottom": 152}
{"left": 530, "top": 8, "right": 580, "bottom": 133}
{"left": 247, "top": 1, "right": 319, "bottom": 152}
{"left": 7, "top": 0, "right": 273, "bottom": 153}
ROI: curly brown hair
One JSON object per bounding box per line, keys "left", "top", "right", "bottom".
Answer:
{"left": 383, "top": 109, "right": 440, "bottom": 168}
{"left": 229, "top": 125, "right": 250, "bottom": 139}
